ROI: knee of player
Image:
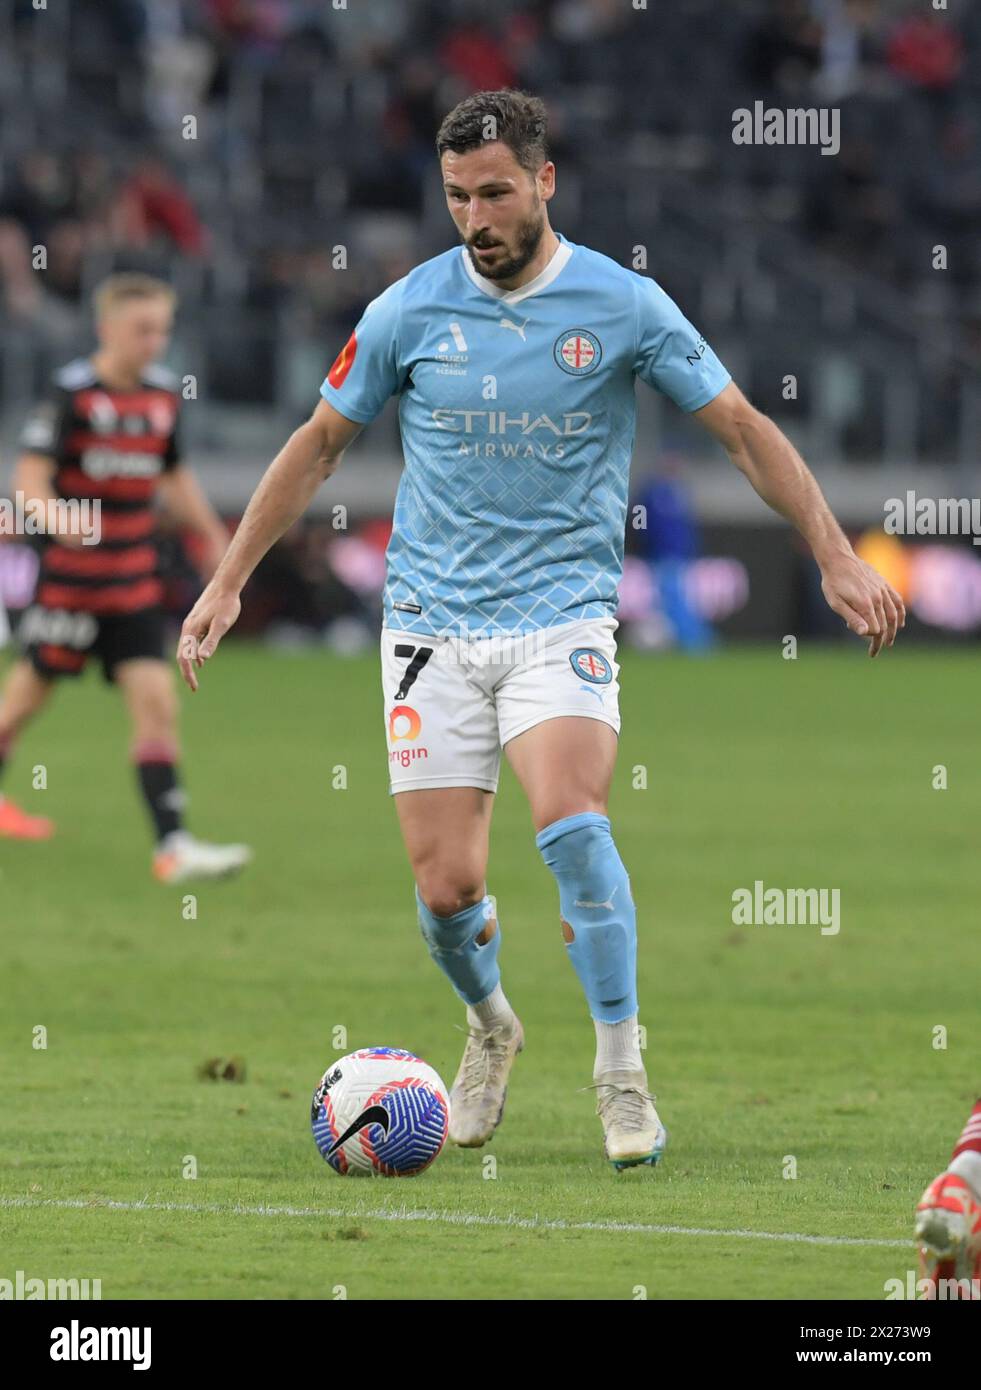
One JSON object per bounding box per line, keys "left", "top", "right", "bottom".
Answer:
{"left": 1, "top": 665, "right": 53, "bottom": 731}
{"left": 537, "top": 812, "right": 616, "bottom": 874}
{"left": 416, "top": 876, "right": 485, "bottom": 921}
{"left": 0, "top": 706, "right": 32, "bottom": 740}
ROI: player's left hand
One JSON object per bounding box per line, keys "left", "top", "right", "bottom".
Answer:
{"left": 819, "top": 550, "right": 905, "bottom": 657}
{"left": 177, "top": 586, "right": 241, "bottom": 692}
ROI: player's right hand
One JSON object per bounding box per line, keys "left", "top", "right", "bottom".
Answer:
{"left": 177, "top": 588, "right": 241, "bottom": 692}
{"left": 819, "top": 549, "right": 904, "bottom": 658}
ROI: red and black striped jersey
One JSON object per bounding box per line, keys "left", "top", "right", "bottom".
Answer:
{"left": 20, "top": 358, "right": 181, "bottom": 616}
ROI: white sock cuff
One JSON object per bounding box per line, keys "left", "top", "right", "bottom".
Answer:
{"left": 593, "top": 1015, "right": 643, "bottom": 1077}
{"left": 466, "top": 982, "right": 513, "bottom": 1030}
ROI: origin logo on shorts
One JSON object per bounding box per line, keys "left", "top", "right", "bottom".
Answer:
{"left": 388, "top": 705, "right": 422, "bottom": 741}
{"left": 569, "top": 648, "right": 612, "bottom": 684}
{"left": 388, "top": 704, "right": 429, "bottom": 769}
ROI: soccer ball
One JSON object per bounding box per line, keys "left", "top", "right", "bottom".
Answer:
{"left": 311, "top": 1047, "right": 450, "bottom": 1177}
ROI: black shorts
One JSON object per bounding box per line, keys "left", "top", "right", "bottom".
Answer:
{"left": 18, "top": 604, "right": 168, "bottom": 684}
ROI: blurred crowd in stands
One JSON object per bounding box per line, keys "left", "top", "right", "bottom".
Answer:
{"left": 1, "top": 0, "right": 978, "bottom": 645}
{"left": 0, "top": 0, "right": 978, "bottom": 407}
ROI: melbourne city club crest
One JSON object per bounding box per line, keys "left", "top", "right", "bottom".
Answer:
{"left": 554, "top": 329, "right": 602, "bottom": 375}
{"left": 569, "top": 648, "right": 613, "bottom": 684}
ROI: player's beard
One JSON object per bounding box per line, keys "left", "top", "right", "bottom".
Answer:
{"left": 467, "top": 202, "right": 545, "bottom": 283}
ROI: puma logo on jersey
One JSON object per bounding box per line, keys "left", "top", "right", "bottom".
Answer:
{"left": 498, "top": 316, "right": 529, "bottom": 341}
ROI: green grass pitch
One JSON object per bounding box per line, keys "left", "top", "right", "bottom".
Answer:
{"left": 0, "top": 640, "right": 977, "bottom": 1300}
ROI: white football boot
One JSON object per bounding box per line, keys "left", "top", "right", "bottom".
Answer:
{"left": 588, "top": 1069, "right": 668, "bottom": 1171}
{"left": 915, "top": 1172, "right": 981, "bottom": 1296}
{"left": 153, "top": 831, "right": 252, "bottom": 884}
{"left": 448, "top": 1016, "right": 524, "bottom": 1147}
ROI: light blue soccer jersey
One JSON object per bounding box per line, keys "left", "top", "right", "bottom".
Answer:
{"left": 321, "top": 231, "right": 730, "bottom": 637}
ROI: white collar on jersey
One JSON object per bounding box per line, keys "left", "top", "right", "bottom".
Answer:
{"left": 460, "top": 233, "right": 573, "bottom": 306}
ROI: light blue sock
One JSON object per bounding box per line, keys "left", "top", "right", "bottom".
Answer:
{"left": 536, "top": 812, "right": 638, "bottom": 1023}
{"left": 416, "top": 887, "right": 502, "bottom": 1007}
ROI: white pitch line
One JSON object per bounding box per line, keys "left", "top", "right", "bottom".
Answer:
{"left": 0, "top": 1195, "right": 909, "bottom": 1248}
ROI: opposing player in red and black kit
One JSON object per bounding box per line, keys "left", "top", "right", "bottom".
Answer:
{"left": 916, "top": 1099, "right": 981, "bottom": 1297}
{"left": 0, "top": 273, "right": 250, "bottom": 882}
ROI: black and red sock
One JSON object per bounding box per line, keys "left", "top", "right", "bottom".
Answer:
{"left": 133, "top": 739, "right": 185, "bottom": 844}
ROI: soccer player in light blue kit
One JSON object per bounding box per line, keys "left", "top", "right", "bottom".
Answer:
{"left": 178, "top": 91, "right": 904, "bottom": 1169}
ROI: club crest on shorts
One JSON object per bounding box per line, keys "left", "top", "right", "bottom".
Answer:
{"left": 553, "top": 329, "right": 602, "bottom": 376}
{"left": 569, "top": 648, "right": 612, "bottom": 684}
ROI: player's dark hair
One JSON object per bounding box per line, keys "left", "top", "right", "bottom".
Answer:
{"left": 436, "top": 89, "right": 548, "bottom": 176}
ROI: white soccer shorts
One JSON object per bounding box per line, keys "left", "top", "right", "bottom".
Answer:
{"left": 380, "top": 616, "right": 622, "bottom": 794}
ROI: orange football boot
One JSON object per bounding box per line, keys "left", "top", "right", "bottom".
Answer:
{"left": 0, "top": 798, "right": 55, "bottom": 840}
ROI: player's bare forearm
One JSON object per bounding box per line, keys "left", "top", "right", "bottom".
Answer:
{"left": 158, "top": 465, "right": 229, "bottom": 579}
{"left": 715, "top": 406, "right": 848, "bottom": 563}
{"left": 208, "top": 420, "right": 334, "bottom": 596}
{"left": 14, "top": 453, "right": 86, "bottom": 547}
{"left": 694, "top": 382, "right": 905, "bottom": 656}
{"left": 176, "top": 398, "right": 362, "bottom": 691}
{"left": 14, "top": 454, "right": 57, "bottom": 505}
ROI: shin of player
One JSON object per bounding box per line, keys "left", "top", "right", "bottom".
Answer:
{"left": 0, "top": 663, "right": 55, "bottom": 839}
{"left": 537, "top": 810, "right": 666, "bottom": 1170}
{"left": 416, "top": 885, "right": 525, "bottom": 1149}
{"left": 537, "top": 810, "right": 637, "bottom": 1034}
